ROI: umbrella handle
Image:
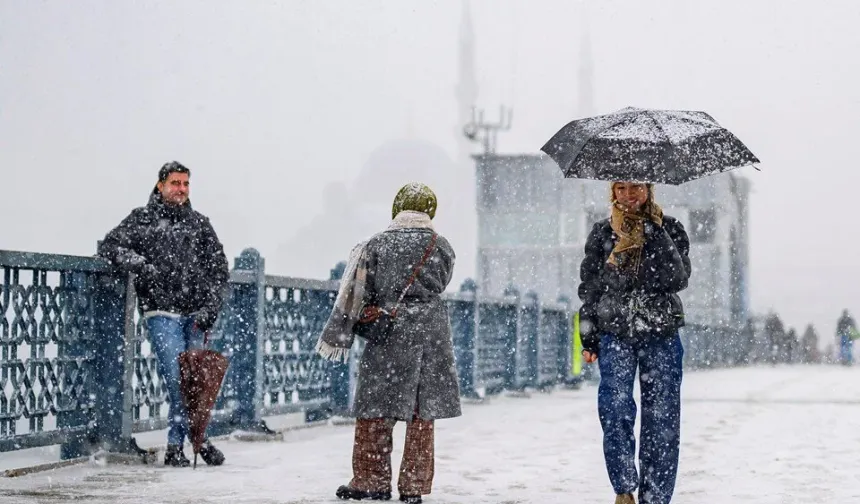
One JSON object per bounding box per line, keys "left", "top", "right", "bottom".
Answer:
{"left": 193, "top": 321, "right": 211, "bottom": 347}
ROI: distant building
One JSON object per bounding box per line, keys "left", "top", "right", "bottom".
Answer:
{"left": 474, "top": 153, "right": 751, "bottom": 329}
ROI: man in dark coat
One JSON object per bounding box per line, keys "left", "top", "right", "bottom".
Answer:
{"left": 578, "top": 182, "right": 691, "bottom": 504}
{"left": 98, "top": 161, "right": 229, "bottom": 467}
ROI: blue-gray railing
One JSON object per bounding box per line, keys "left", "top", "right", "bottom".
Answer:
{"left": 0, "top": 247, "right": 577, "bottom": 460}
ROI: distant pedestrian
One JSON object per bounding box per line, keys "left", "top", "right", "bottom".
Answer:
{"left": 836, "top": 310, "right": 857, "bottom": 366}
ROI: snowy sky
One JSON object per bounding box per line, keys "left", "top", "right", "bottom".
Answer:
{"left": 1, "top": 0, "right": 858, "bottom": 340}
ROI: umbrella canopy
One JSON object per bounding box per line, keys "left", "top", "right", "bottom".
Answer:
{"left": 179, "top": 348, "right": 229, "bottom": 467}
{"left": 540, "top": 107, "right": 759, "bottom": 185}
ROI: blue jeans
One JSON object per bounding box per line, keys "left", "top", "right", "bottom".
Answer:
{"left": 146, "top": 315, "right": 205, "bottom": 446}
{"left": 598, "top": 333, "right": 684, "bottom": 504}
{"left": 840, "top": 334, "right": 853, "bottom": 365}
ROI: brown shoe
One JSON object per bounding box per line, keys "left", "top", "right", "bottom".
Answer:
{"left": 615, "top": 494, "right": 636, "bottom": 504}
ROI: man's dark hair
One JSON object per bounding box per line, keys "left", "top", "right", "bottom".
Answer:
{"left": 158, "top": 161, "right": 191, "bottom": 182}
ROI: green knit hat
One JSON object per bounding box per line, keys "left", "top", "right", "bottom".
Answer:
{"left": 392, "top": 182, "right": 437, "bottom": 219}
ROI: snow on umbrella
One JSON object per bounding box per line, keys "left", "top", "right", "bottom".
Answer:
{"left": 179, "top": 340, "right": 229, "bottom": 469}
{"left": 540, "top": 107, "right": 760, "bottom": 185}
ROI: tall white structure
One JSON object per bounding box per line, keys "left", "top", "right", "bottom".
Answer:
{"left": 456, "top": 0, "right": 478, "bottom": 164}
{"left": 453, "top": 0, "right": 480, "bottom": 286}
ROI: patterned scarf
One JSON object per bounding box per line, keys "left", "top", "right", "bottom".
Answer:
{"left": 315, "top": 211, "right": 435, "bottom": 362}
{"left": 607, "top": 184, "right": 663, "bottom": 274}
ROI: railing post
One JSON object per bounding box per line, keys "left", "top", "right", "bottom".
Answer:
{"left": 452, "top": 279, "right": 479, "bottom": 399}
{"left": 556, "top": 295, "right": 573, "bottom": 386}
{"left": 229, "top": 248, "right": 266, "bottom": 430}
{"left": 327, "top": 262, "right": 351, "bottom": 416}
{"left": 89, "top": 272, "right": 135, "bottom": 455}
{"left": 502, "top": 285, "right": 520, "bottom": 391}
{"left": 517, "top": 291, "right": 540, "bottom": 390}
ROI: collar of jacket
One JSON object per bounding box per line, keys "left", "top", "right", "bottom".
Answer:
{"left": 388, "top": 210, "right": 434, "bottom": 230}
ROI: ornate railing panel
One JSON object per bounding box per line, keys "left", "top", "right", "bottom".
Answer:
{"left": 260, "top": 276, "right": 336, "bottom": 416}
{"left": 475, "top": 300, "right": 518, "bottom": 394}
{"left": 0, "top": 252, "right": 105, "bottom": 454}
{"left": 538, "top": 306, "right": 568, "bottom": 388}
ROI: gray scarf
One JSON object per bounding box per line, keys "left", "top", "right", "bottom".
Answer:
{"left": 315, "top": 211, "right": 436, "bottom": 362}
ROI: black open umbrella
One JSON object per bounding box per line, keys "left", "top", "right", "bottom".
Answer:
{"left": 540, "top": 107, "right": 759, "bottom": 185}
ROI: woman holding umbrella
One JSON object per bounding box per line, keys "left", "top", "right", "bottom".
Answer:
{"left": 578, "top": 181, "right": 691, "bottom": 504}
{"left": 541, "top": 106, "right": 757, "bottom": 504}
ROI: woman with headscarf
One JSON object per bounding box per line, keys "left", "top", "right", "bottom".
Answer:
{"left": 316, "top": 182, "right": 461, "bottom": 504}
{"left": 578, "top": 181, "right": 691, "bottom": 504}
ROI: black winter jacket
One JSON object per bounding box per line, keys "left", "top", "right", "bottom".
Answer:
{"left": 98, "top": 190, "right": 229, "bottom": 330}
{"left": 577, "top": 215, "right": 691, "bottom": 355}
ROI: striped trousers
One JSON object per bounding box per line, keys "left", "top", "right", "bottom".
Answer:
{"left": 349, "top": 415, "right": 435, "bottom": 495}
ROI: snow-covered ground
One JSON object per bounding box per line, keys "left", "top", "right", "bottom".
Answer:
{"left": 2, "top": 365, "right": 860, "bottom": 503}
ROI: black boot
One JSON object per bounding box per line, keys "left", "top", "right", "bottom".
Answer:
{"left": 164, "top": 445, "right": 191, "bottom": 468}
{"left": 198, "top": 439, "right": 225, "bottom": 466}
{"left": 399, "top": 495, "right": 422, "bottom": 504}
{"left": 336, "top": 485, "right": 392, "bottom": 501}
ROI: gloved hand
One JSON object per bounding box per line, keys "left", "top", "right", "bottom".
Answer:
{"left": 192, "top": 310, "right": 217, "bottom": 333}
{"left": 579, "top": 316, "right": 601, "bottom": 357}
{"left": 140, "top": 263, "right": 159, "bottom": 279}
{"left": 124, "top": 253, "right": 153, "bottom": 276}
{"left": 603, "top": 264, "right": 633, "bottom": 291}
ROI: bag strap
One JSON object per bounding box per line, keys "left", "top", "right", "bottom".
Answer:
{"left": 391, "top": 233, "right": 438, "bottom": 317}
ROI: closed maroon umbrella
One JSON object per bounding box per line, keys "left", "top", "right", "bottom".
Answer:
{"left": 179, "top": 335, "right": 229, "bottom": 469}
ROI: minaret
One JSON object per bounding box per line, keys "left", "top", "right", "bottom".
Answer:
{"left": 455, "top": 0, "right": 478, "bottom": 163}
{"left": 452, "top": 0, "right": 479, "bottom": 289}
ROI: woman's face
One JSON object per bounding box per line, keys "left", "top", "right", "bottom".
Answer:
{"left": 613, "top": 182, "right": 649, "bottom": 212}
